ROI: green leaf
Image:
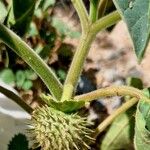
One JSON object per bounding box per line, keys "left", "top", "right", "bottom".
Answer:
{"left": 22, "top": 80, "right": 33, "bottom": 90}
{"left": 0, "top": 68, "right": 15, "bottom": 85}
{"left": 68, "top": 30, "right": 81, "bottom": 39}
{"left": 101, "top": 108, "right": 135, "bottom": 150}
{"left": 7, "top": 0, "right": 36, "bottom": 36}
{"left": 40, "top": 0, "right": 56, "bottom": 11}
{"left": 57, "top": 69, "right": 67, "bottom": 81}
{"left": 49, "top": 100, "right": 85, "bottom": 113}
{"left": 25, "top": 69, "right": 37, "bottom": 80}
{"left": 39, "top": 45, "right": 53, "bottom": 59}
{"left": 8, "top": 133, "right": 29, "bottom": 150}
{"left": 16, "top": 70, "right": 26, "bottom": 88}
{"left": 126, "top": 77, "right": 143, "bottom": 90}
{"left": 41, "top": 94, "right": 86, "bottom": 113}
{"left": 134, "top": 100, "right": 150, "bottom": 150}
{"left": 0, "top": 23, "right": 63, "bottom": 100}
{"left": 0, "top": 1, "right": 7, "bottom": 23}
{"left": 142, "top": 88, "right": 150, "bottom": 98}
{"left": 52, "top": 17, "right": 81, "bottom": 38}
{"left": 27, "top": 22, "right": 38, "bottom": 37}
{"left": 113, "top": 0, "right": 150, "bottom": 60}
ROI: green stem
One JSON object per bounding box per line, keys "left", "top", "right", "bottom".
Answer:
{"left": 63, "top": 12, "right": 121, "bottom": 100}
{"left": 63, "top": 32, "right": 94, "bottom": 100}
{"left": 0, "top": 23, "right": 63, "bottom": 100}
{"left": 0, "top": 85, "right": 33, "bottom": 114}
{"left": 74, "top": 85, "right": 149, "bottom": 102}
{"left": 89, "top": 0, "right": 100, "bottom": 23}
{"left": 98, "top": 0, "right": 108, "bottom": 18}
{"left": 92, "top": 11, "right": 121, "bottom": 35}
{"left": 61, "top": 84, "right": 74, "bottom": 101}
{"left": 71, "top": 0, "right": 89, "bottom": 33}
{"left": 94, "top": 98, "right": 138, "bottom": 137}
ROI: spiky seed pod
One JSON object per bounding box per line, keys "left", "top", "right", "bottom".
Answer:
{"left": 30, "top": 105, "right": 95, "bottom": 150}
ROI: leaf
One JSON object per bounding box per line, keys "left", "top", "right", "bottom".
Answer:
{"left": 126, "top": 77, "right": 143, "bottom": 90}
{"left": 16, "top": 70, "right": 26, "bottom": 88}
{"left": 101, "top": 108, "right": 135, "bottom": 150}
{"left": 8, "top": 133, "right": 29, "bottom": 150}
{"left": 25, "top": 69, "right": 37, "bottom": 80}
{"left": 39, "top": 45, "right": 53, "bottom": 59}
{"left": 0, "top": 1, "right": 7, "bottom": 23}
{"left": 134, "top": 100, "right": 150, "bottom": 150}
{"left": 125, "top": 77, "right": 143, "bottom": 100}
{"left": 7, "top": 0, "right": 36, "bottom": 36}
{"left": 113, "top": 0, "right": 150, "bottom": 60}
{"left": 27, "top": 22, "right": 38, "bottom": 37}
{"left": 0, "top": 68, "right": 15, "bottom": 85}
{"left": 142, "top": 87, "right": 150, "bottom": 98}
{"left": 0, "top": 23, "right": 63, "bottom": 100}
{"left": 52, "top": 17, "right": 81, "bottom": 38}
{"left": 41, "top": 94, "right": 86, "bottom": 113}
{"left": 57, "top": 69, "right": 67, "bottom": 81}
{"left": 22, "top": 80, "right": 33, "bottom": 90}
{"left": 40, "top": 0, "right": 56, "bottom": 11}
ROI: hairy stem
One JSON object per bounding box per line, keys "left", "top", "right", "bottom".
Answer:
{"left": 92, "top": 11, "right": 121, "bottom": 35}
{"left": 75, "top": 85, "right": 149, "bottom": 102}
{"left": 0, "top": 85, "right": 33, "bottom": 114}
{"left": 62, "top": 32, "right": 94, "bottom": 100}
{"left": 63, "top": 12, "right": 121, "bottom": 100}
{"left": 61, "top": 84, "right": 74, "bottom": 101}
{"left": 71, "top": 0, "right": 89, "bottom": 33}
{"left": 0, "top": 23, "right": 63, "bottom": 100}
{"left": 98, "top": 0, "right": 108, "bottom": 18}
{"left": 89, "top": 0, "right": 100, "bottom": 23}
{"left": 94, "top": 98, "right": 138, "bottom": 137}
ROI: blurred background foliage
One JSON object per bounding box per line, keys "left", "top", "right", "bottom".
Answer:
{"left": 0, "top": 0, "right": 116, "bottom": 92}
{"left": 0, "top": 0, "right": 84, "bottom": 92}
{"left": 0, "top": 0, "right": 116, "bottom": 125}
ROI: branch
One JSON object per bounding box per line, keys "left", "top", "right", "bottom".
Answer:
{"left": 0, "top": 23, "right": 63, "bottom": 100}
{"left": 94, "top": 98, "right": 138, "bottom": 137}
{"left": 63, "top": 31, "right": 95, "bottom": 100}
{"left": 75, "top": 85, "right": 149, "bottom": 102}
{"left": 91, "top": 11, "right": 121, "bottom": 35}
{"left": 89, "top": 0, "right": 100, "bottom": 23}
{"left": 63, "top": 12, "right": 122, "bottom": 100}
{"left": 98, "top": 0, "right": 108, "bottom": 18}
{"left": 0, "top": 85, "right": 33, "bottom": 114}
{"left": 71, "top": 0, "right": 89, "bottom": 33}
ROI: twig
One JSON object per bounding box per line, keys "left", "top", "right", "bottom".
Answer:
{"left": 89, "top": 0, "right": 100, "bottom": 23}
{"left": 92, "top": 11, "right": 121, "bottom": 35}
{"left": 94, "top": 98, "right": 138, "bottom": 137}
{"left": 71, "top": 0, "right": 89, "bottom": 33}
{"left": 0, "top": 85, "right": 33, "bottom": 114}
{"left": 98, "top": 0, "right": 109, "bottom": 18}
{"left": 63, "top": 12, "right": 121, "bottom": 100}
{"left": 75, "top": 85, "right": 149, "bottom": 102}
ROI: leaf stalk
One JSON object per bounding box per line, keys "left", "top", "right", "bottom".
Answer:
{"left": 0, "top": 23, "right": 63, "bottom": 100}
{"left": 94, "top": 98, "right": 138, "bottom": 137}
{"left": 75, "top": 85, "right": 149, "bottom": 102}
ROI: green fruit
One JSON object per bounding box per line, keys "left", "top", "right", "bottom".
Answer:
{"left": 30, "top": 105, "right": 94, "bottom": 150}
